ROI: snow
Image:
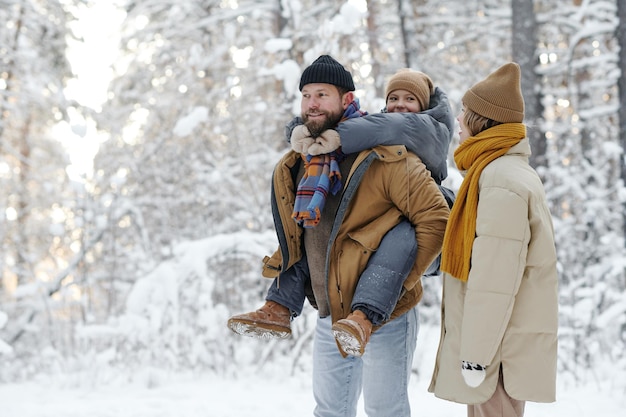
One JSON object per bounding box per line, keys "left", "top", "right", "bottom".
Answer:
{"left": 3, "top": 0, "right": 625, "bottom": 415}
{"left": 0, "top": 311, "right": 10, "bottom": 355}
{"left": 259, "top": 58, "right": 302, "bottom": 96}
{"left": 1, "top": 174, "right": 622, "bottom": 417}
{"left": 321, "top": 1, "right": 367, "bottom": 36}
{"left": 1, "top": 336, "right": 624, "bottom": 416}
{"left": 173, "top": 106, "right": 209, "bottom": 137}
{"left": 1, "top": 315, "right": 624, "bottom": 416}
{"left": 264, "top": 38, "right": 293, "bottom": 53}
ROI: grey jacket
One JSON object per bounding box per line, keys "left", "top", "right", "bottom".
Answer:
{"left": 285, "top": 87, "right": 454, "bottom": 184}
{"left": 337, "top": 87, "right": 454, "bottom": 184}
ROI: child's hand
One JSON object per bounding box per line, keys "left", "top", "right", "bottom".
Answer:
{"left": 461, "top": 361, "right": 486, "bottom": 388}
{"left": 307, "top": 129, "right": 341, "bottom": 155}
{"left": 291, "top": 125, "right": 315, "bottom": 154}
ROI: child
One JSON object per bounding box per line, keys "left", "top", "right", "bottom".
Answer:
{"left": 228, "top": 69, "right": 454, "bottom": 356}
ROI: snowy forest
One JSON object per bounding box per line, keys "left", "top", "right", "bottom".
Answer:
{"left": 1, "top": 0, "right": 625, "bottom": 392}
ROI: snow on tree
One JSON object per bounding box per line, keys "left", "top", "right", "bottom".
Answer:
{"left": 0, "top": 0, "right": 625, "bottom": 387}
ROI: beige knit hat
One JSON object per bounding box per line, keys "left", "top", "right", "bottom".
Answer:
{"left": 462, "top": 62, "right": 525, "bottom": 123}
{"left": 385, "top": 69, "right": 434, "bottom": 111}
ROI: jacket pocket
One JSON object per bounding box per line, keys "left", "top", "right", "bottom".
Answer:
{"left": 347, "top": 214, "right": 402, "bottom": 251}
{"left": 261, "top": 252, "right": 282, "bottom": 278}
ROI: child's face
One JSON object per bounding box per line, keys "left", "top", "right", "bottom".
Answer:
{"left": 386, "top": 89, "right": 422, "bottom": 113}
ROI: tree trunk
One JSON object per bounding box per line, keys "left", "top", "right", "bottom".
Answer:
{"left": 366, "top": 0, "right": 384, "bottom": 97}
{"left": 396, "top": 0, "right": 410, "bottom": 68}
{"left": 512, "top": 0, "right": 545, "bottom": 168}
{"left": 618, "top": 0, "right": 626, "bottom": 243}
{"left": 16, "top": 119, "right": 32, "bottom": 286}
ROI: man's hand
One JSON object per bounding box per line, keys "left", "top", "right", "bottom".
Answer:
{"left": 291, "top": 125, "right": 315, "bottom": 154}
{"left": 307, "top": 129, "right": 341, "bottom": 155}
{"left": 461, "top": 361, "right": 486, "bottom": 388}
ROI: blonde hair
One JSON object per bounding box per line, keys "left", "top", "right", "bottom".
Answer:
{"left": 463, "top": 106, "right": 502, "bottom": 136}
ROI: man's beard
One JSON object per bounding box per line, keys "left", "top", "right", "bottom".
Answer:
{"left": 302, "top": 109, "right": 343, "bottom": 138}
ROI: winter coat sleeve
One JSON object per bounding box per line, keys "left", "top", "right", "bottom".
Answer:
{"left": 336, "top": 87, "right": 454, "bottom": 184}
{"left": 284, "top": 116, "right": 304, "bottom": 144}
{"left": 459, "top": 179, "right": 530, "bottom": 366}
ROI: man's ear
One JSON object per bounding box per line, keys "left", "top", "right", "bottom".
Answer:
{"left": 342, "top": 91, "right": 355, "bottom": 108}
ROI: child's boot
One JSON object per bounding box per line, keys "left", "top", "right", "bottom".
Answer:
{"left": 331, "top": 310, "right": 372, "bottom": 357}
{"left": 227, "top": 301, "right": 291, "bottom": 339}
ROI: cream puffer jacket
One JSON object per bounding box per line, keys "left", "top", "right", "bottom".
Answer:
{"left": 428, "top": 138, "right": 559, "bottom": 404}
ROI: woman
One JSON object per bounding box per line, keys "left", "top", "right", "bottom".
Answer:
{"left": 428, "top": 63, "right": 559, "bottom": 417}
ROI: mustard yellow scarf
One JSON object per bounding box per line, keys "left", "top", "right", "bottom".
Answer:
{"left": 441, "top": 123, "right": 526, "bottom": 281}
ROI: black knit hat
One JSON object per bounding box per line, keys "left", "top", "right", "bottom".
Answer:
{"left": 298, "top": 55, "right": 355, "bottom": 92}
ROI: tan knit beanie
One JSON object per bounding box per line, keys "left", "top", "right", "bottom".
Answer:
{"left": 385, "top": 69, "right": 434, "bottom": 111}
{"left": 462, "top": 62, "right": 525, "bottom": 123}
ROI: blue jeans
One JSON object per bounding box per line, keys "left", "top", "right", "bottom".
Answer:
{"left": 312, "top": 307, "right": 419, "bottom": 417}
{"left": 352, "top": 218, "right": 417, "bottom": 325}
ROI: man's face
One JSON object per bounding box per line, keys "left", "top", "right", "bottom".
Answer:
{"left": 300, "top": 83, "right": 349, "bottom": 137}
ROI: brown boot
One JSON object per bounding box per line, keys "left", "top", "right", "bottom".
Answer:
{"left": 227, "top": 301, "right": 291, "bottom": 339}
{"left": 332, "top": 310, "right": 372, "bottom": 357}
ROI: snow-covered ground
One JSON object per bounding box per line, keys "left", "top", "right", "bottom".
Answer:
{"left": 1, "top": 369, "right": 624, "bottom": 417}
{"left": 1, "top": 321, "right": 624, "bottom": 416}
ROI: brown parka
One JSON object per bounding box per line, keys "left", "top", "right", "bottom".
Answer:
{"left": 262, "top": 145, "right": 450, "bottom": 325}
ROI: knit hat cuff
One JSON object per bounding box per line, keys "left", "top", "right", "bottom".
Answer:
{"left": 463, "top": 89, "right": 524, "bottom": 123}
{"left": 385, "top": 70, "right": 433, "bottom": 111}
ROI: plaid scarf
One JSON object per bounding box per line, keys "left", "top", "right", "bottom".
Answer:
{"left": 440, "top": 123, "right": 526, "bottom": 281}
{"left": 292, "top": 100, "right": 366, "bottom": 228}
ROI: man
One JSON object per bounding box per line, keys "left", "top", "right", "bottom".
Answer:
{"left": 233, "top": 55, "right": 450, "bottom": 417}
